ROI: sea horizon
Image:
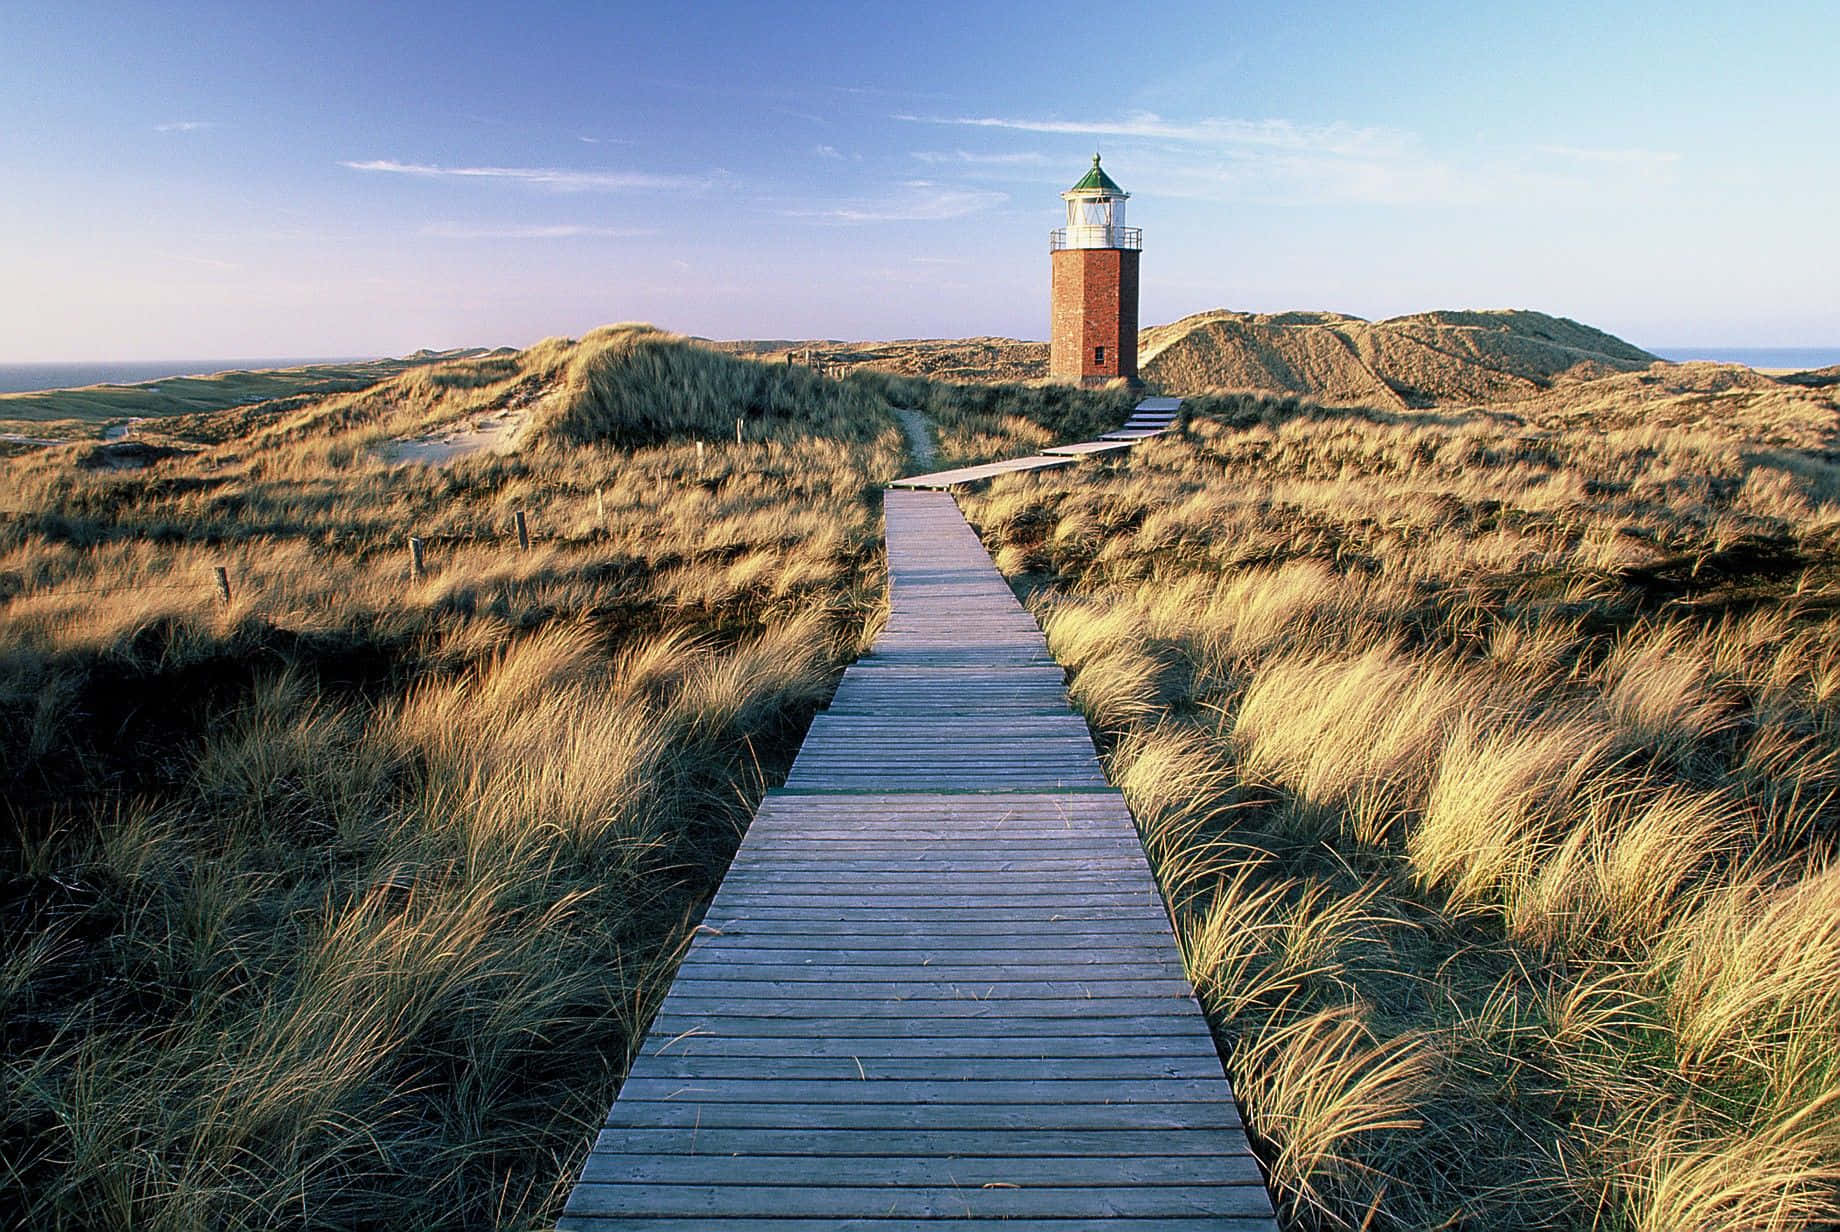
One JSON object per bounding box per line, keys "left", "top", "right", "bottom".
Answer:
{"left": 1652, "top": 346, "right": 1840, "bottom": 369}
{"left": 0, "top": 357, "right": 372, "bottom": 395}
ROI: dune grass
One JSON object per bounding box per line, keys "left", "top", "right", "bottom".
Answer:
{"left": 0, "top": 327, "right": 912, "bottom": 1230}
{"left": 961, "top": 385, "right": 1840, "bottom": 1230}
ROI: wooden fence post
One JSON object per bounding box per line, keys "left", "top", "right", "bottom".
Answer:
{"left": 595, "top": 487, "right": 606, "bottom": 527}
{"left": 696, "top": 440, "right": 705, "bottom": 466}
{"left": 408, "top": 536, "right": 425, "bottom": 579}
{"left": 736, "top": 417, "right": 744, "bottom": 446}
{"left": 514, "top": 509, "right": 530, "bottom": 552}
{"left": 212, "top": 565, "right": 231, "bottom": 605}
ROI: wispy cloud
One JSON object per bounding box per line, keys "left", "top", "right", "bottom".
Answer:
{"left": 341, "top": 159, "right": 706, "bottom": 192}
{"left": 895, "top": 110, "right": 1473, "bottom": 206}
{"left": 897, "top": 110, "right": 1681, "bottom": 208}
{"left": 813, "top": 144, "right": 847, "bottom": 160}
{"left": 911, "top": 149, "right": 1051, "bottom": 167}
{"left": 897, "top": 111, "right": 1406, "bottom": 158}
{"left": 783, "top": 180, "right": 1006, "bottom": 223}
{"left": 154, "top": 120, "right": 220, "bottom": 133}
{"left": 419, "top": 222, "right": 656, "bottom": 239}
{"left": 157, "top": 251, "right": 241, "bottom": 270}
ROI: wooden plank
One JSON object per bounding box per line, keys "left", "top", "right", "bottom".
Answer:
{"left": 643, "top": 1014, "right": 1217, "bottom": 1040}
{"left": 638, "top": 1036, "right": 1219, "bottom": 1060}
{"left": 561, "top": 1218, "right": 1277, "bottom": 1232}
{"left": 613, "top": 1076, "right": 1233, "bottom": 1104}
{"left": 649, "top": 998, "right": 1200, "bottom": 1020}
{"left": 726, "top": 854, "right": 1150, "bottom": 869}
{"left": 662, "top": 979, "right": 1195, "bottom": 1001}
{"left": 723, "top": 862, "right": 1151, "bottom": 877}
{"left": 587, "top": 1126, "right": 1251, "bottom": 1158}
{"left": 681, "top": 948, "right": 1177, "bottom": 968}
{"left": 695, "top": 901, "right": 1155, "bottom": 923}
{"left": 697, "top": 920, "right": 1168, "bottom": 939}
{"left": 624, "top": 1055, "right": 1226, "bottom": 1081}
{"left": 707, "top": 888, "right": 1163, "bottom": 906}
{"left": 575, "top": 1151, "right": 1265, "bottom": 1185}
{"left": 669, "top": 963, "right": 1187, "bottom": 985}
{"left": 601, "top": 1101, "right": 1244, "bottom": 1131}
{"left": 561, "top": 1182, "right": 1274, "bottom": 1218}
{"left": 707, "top": 879, "right": 1164, "bottom": 900}
{"left": 683, "top": 932, "right": 1174, "bottom": 951}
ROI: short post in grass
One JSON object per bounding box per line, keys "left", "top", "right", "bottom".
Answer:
{"left": 696, "top": 440, "right": 705, "bottom": 467}
{"left": 514, "top": 509, "right": 530, "bottom": 552}
{"left": 212, "top": 565, "right": 231, "bottom": 605}
{"left": 408, "top": 536, "right": 425, "bottom": 579}
{"left": 736, "top": 417, "right": 743, "bottom": 446}
{"left": 595, "top": 486, "right": 606, "bottom": 528}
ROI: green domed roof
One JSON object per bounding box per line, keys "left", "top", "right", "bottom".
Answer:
{"left": 1066, "top": 153, "right": 1125, "bottom": 195}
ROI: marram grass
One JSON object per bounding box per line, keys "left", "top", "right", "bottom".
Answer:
{"left": 963, "top": 385, "right": 1840, "bottom": 1231}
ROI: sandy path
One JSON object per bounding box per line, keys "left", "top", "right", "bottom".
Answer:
{"left": 894, "top": 407, "right": 935, "bottom": 468}
{"left": 103, "top": 417, "right": 149, "bottom": 442}
{"left": 377, "top": 406, "right": 531, "bottom": 465}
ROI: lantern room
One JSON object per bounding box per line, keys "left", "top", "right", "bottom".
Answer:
{"left": 1050, "top": 154, "right": 1142, "bottom": 251}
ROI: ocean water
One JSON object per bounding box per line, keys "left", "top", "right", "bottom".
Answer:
{"left": 0, "top": 359, "right": 362, "bottom": 395}
{"left": 1654, "top": 347, "right": 1840, "bottom": 370}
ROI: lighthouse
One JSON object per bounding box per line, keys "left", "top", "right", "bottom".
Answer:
{"left": 1049, "top": 154, "right": 1141, "bottom": 386}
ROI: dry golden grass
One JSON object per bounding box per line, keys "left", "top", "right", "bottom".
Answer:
{"left": 962, "top": 381, "right": 1840, "bottom": 1229}
{"left": 0, "top": 328, "right": 922, "bottom": 1230}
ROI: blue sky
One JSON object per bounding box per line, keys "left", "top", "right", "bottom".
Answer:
{"left": 2, "top": 0, "right": 1835, "bottom": 359}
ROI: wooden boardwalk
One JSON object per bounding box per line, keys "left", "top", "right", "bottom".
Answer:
{"left": 885, "top": 454, "right": 1077, "bottom": 490}
{"left": 889, "top": 398, "right": 1180, "bottom": 490}
{"left": 561, "top": 404, "right": 1272, "bottom": 1229}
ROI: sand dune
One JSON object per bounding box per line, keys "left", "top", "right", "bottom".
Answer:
{"left": 1138, "top": 308, "right": 1657, "bottom": 406}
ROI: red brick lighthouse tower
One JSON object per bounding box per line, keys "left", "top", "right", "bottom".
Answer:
{"left": 1049, "top": 154, "right": 1141, "bottom": 386}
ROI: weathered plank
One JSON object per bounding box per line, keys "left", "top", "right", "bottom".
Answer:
{"left": 561, "top": 1220, "right": 1276, "bottom": 1232}
{"left": 589, "top": 1126, "right": 1249, "bottom": 1155}
{"left": 562, "top": 1182, "right": 1272, "bottom": 1218}
{"left": 623, "top": 1055, "right": 1228, "bottom": 1081}
{"left": 637, "top": 1035, "right": 1220, "bottom": 1060}
{"left": 600, "top": 1100, "right": 1245, "bottom": 1130}
{"left": 575, "top": 1152, "right": 1264, "bottom": 1185}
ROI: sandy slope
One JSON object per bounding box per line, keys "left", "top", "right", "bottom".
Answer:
{"left": 376, "top": 405, "right": 532, "bottom": 465}
{"left": 1138, "top": 308, "right": 1657, "bottom": 406}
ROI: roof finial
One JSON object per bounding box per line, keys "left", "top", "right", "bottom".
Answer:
{"left": 1093, "top": 150, "right": 1102, "bottom": 167}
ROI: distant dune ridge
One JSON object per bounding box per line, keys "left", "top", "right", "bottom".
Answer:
{"left": 719, "top": 308, "right": 1670, "bottom": 407}
{"left": 1137, "top": 308, "right": 1658, "bottom": 407}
